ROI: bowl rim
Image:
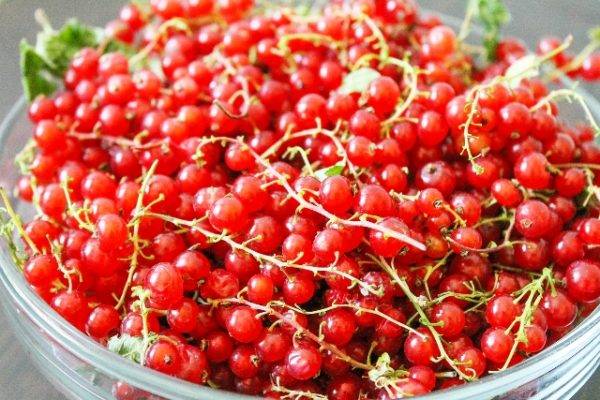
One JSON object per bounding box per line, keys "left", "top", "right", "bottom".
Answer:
{"left": 1, "top": 8, "right": 600, "bottom": 400}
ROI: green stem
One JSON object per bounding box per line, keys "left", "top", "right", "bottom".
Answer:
{"left": 114, "top": 160, "right": 159, "bottom": 310}
{"left": 0, "top": 188, "right": 40, "bottom": 255}
{"left": 373, "top": 255, "right": 473, "bottom": 381}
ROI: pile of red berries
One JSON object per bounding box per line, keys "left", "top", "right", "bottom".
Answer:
{"left": 6, "top": 0, "right": 600, "bottom": 398}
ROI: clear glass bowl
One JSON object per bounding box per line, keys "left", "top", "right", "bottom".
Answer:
{"left": 1, "top": 3, "right": 600, "bottom": 400}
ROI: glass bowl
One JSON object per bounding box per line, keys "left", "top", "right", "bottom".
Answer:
{"left": 1, "top": 3, "right": 600, "bottom": 400}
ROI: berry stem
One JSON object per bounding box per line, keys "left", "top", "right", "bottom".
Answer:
{"left": 548, "top": 29, "right": 600, "bottom": 79}
{"left": 498, "top": 267, "right": 554, "bottom": 371}
{"left": 207, "top": 136, "right": 426, "bottom": 251}
{"left": 129, "top": 18, "right": 192, "bottom": 67}
{"left": 211, "top": 297, "right": 372, "bottom": 371}
{"left": 530, "top": 88, "right": 600, "bottom": 136}
{"left": 68, "top": 130, "right": 166, "bottom": 150}
{"left": 460, "top": 88, "right": 485, "bottom": 175}
{"left": 144, "top": 211, "right": 384, "bottom": 297}
{"left": 60, "top": 179, "right": 95, "bottom": 232}
{"left": 0, "top": 187, "right": 40, "bottom": 255}
{"left": 371, "top": 255, "right": 473, "bottom": 381}
{"left": 270, "top": 300, "right": 421, "bottom": 336}
{"left": 114, "top": 160, "right": 159, "bottom": 310}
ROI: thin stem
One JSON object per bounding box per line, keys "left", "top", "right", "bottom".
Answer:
{"left": 497, "top": 268, "right": 554, "bottom": 371}
{"left": 530, "top": 88, "right": 600, "bottom": 136}
{"left": 144, "top": 211, "right": 383, "bottom": 297}
{"left": 458, "top": 0, "right": 477, "bottom": 41}
{"left": 553, "top": 163, "right": 600, "bottom": 171}
{"left": 207, "top": 136, "right": 426, "bottom": 251}
{"left": 372, "top": 255, "right": 472, "bottom": 381}
{"left": 272, "top": 300, "right": 420, "bottom": 336}
{"left": 69, "top": 130, "right": 166, "bottom": 150}
{"left": 0, "top": 188, "right": 39, "bottom": 255}
{"left": 460, "top": 88, "right": 484, "bottom": 174}
{"left": 60, "top": 179, "right": 94, "bottom": 232}
{"left": 213, "top": 298, "right": 372, "bottom": 371}
{"left": 114, "top": 160, "right": 159, "bottom": 310}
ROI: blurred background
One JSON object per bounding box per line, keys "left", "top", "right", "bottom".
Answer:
{"left": 0, "top": 0, "right": 598, "bottom": 398}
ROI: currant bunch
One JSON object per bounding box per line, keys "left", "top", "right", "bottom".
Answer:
{"left": 5, "top": 0, "right": 600, "bottom": 399}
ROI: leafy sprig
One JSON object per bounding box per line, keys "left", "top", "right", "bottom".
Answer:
{"left": 108, "top": 333, "right": 158, "bottom": 364}
{"left": 460, "top": 0, "right": 510, "bottom": 61}
{"left": 20, "top": 10, "right": 130, "bottom": 102}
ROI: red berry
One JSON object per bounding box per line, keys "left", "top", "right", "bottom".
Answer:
{"left": 480, "top": 327, "right": 514, "bottom": 364}
{"left": 145, "top": 340, "right": 182, "bottom": 376}
{"left": 286, "top": 344, "right": 322, "bottom": 381}
{"left": 145, "top": 262, "right": 184, "bottom": 309}
{"left": 226, "top": 306, "right": 264, "bottom": 343}
{"left": 565, "top": 261, "right": 600, "bottom": 302}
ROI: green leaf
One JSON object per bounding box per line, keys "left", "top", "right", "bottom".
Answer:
{"left": 468, "top": 0, "right": 510, "bottom": 61}
{"left": 36, "top": 19, "right": 101, "bottom": 74}
{"left": 314, "top": 162, "right": 345, "bottom": 181}
{"left": 108, "top": 334, "right": 157, "bottom": 363}
{"left": 0, "top": 209, "right": 27, "bottom": 269}
{"left": 20, "top": 15, "right": 135, "bottom": 102}
{"left": 20, "top": 40, "right": 58, "bottom": 102}
{"left": 339, "top": 68, "right": 381, "bottom": 94}
{"left": 589, "top": 27, "right": 600, "bottom": 44}
{"left": 104, "top": 39, "right": 136, "bottom": 58}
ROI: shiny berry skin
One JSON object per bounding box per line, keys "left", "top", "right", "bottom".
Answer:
{"left": 286, "top": 344, "right": 322, "bottom": 381}
{"left": 404, "top": 328, "right": 438, "bottom": 366}
{"left": 418, "top": 111, "right": 448, "bottom": 147}
{"left": 540, "top": 290, "right": 577, "bottom": 329}
{"left": 517, "top": 324, "right": 547, "bottom": 354}
{"left": 319, "top": 176, "right": 353, "bottom": 216}
{"left": 485, "top": 295, "right": 519, "bottom": 328}
{"left": 95, "top": 214, "right": 128, "bottom": 251}
{"left": 369, "top": 217, "right": 410, "bottom": 258}
{"left": 208, "top": 196, "right": 248, "bottom": 233}
{"left": 51, "top": 290, "right": 89, "bottom": 329}
{"left": 206, "top": 331, "right": 234, "bottom": 363}
{"left": 312, "top": 228, "right": 344, "bottom": 264}
{"left": 514, "top": 152, "right": 552, "bottom": 190}
{"left": 85, "top": 304, "right": 120, "bottom": 339}
{"left": 9, "top": 3, "right": 600, "bottom": 396}
{"left": 256, "top": 328, "right": 291, "bottom": 363}
{"left": 145, "top": 340, "right": 182, "bottom": 376}
{"left": 515, "top": 200, "right": 551, "bottom": 239}
{"left": 367, "top": 76, "right": 400, "bottom": 116}
{"left": 349, "top": 110, "right": 381, "bottom": 141}
{"left": 480, "top": 327, "right": 514, "bottom": 364}
{"left": 322, "top": 309, "right": 356, "bottom": 347}
{"left": 582, "top": 52, "right": 600, "bottom": 81}
{"left": 431, "top": 302, "right": 465, "bottom": 339}
{"left": 498, "top": 102, "right": 532, "bottom": 137}
{"left": 578, "top": 218, "right": 600, "bottom": 245}
{"left": 145, "top": 262, "right": 184, "bottom": 309}
{"left": 246, "top": 274, "right": 274, "bottom": 305}
{"left": 491, "top": 179, "right": 522, "bottom": 207}
{"left": 283, "top": 273, "right": 316, "bottom": 305}
{"left": 565, "top": 261, "right": 600, "bottom": 302}
{"left": 34, "top": 120, "right": 67, "bottom": 153}
{"left": 424, "top": 25, "right": 457, "bottom": 60}
{"left": 167, "top": 299, "right": 200, "bottom": 334}
{"left": 456, "top": 347, "right": 487, "bottom": 378}
{"left": 226, "top": 306, "right": 264, "bottom": 343}
{"left": 24, "top": 254, "right": 60, "bottom": 287}
{"left": 354, "top": 184, "right": 394, "bottom": 217}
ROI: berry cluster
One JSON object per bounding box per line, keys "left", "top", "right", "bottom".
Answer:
{"left": 4, "top": 0, "right": 600, "bottom": 399}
